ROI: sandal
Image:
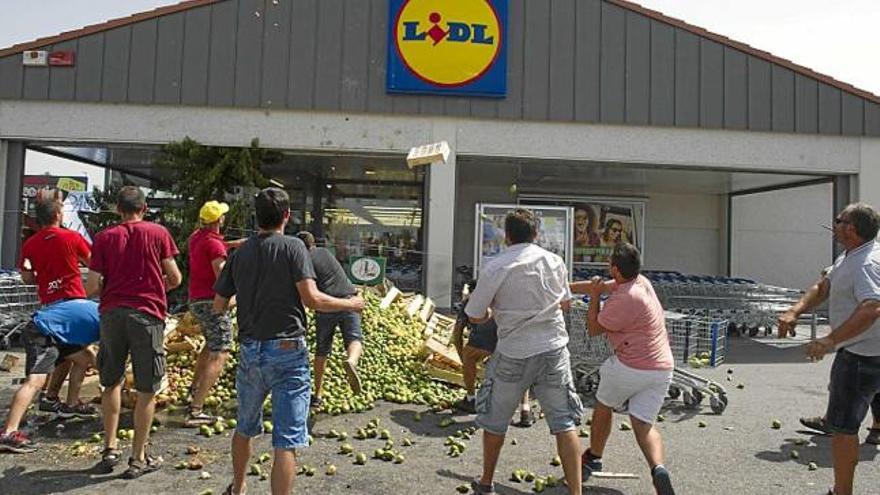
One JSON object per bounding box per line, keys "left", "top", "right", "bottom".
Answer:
{"left": 122, "top": 453, "right": 163, "bottom": 479}
{"left": 866, "top": 427, "right": 880, "bottom": 445}
{"left": 99, "top": 447, "right": 122, "bottom": 472}
{"left": 799, "top": 416, "right": 829, "bottom": 434}
{"left": 184, "top": 408, "right": 218, "bottom": 428}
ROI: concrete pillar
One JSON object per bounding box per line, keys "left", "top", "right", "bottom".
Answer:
{"left": 424, "top": 122, "right": 458, "bottom": 308}
{"left": 1, "top": 141, "right": 25, "bottom": 269}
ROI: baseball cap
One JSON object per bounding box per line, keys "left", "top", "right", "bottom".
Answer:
{"left": 199, "top": 200, "right": 229, "bottom": 223}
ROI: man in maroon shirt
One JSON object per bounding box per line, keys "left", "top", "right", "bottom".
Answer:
{"left": 184, "top": 201, "right": 242, "bottom": 427}
{"left": 86, "top": 186, "right": 182, "bottom": 479}
{"left": 0, "top": 191, "right": 98, "bottom": 453}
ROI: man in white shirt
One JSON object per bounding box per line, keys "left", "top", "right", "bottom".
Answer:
{"left": 465, "top": 208, "right": 583, "bottom": 495}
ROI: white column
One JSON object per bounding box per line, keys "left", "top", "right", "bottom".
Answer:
{"left": 1, "top": 141, "right": 25, "bottom": 269}
{"left": 424, "top": 122, "right": 458, "bottom": 308}
{"left": 859, "top": 138, "right": 880, "bottom": 208}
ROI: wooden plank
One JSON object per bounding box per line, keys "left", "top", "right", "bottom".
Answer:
{"left": 207, "top": 0, "right": 237, "bottom": 106}
{"left": 101, "top": 26, "right": 131, "bottom": 103}
{"left": 747, "top": 56, "right": 771, "bottom": 131}
{"left": 795, "top": 74, "right": 818, "bottom": 133}
{"left": 649, "top": 20, "right": 674, "bottom": 126}
{"left": 288, "top": 0, "right": 318, "bottom": 109}
{"left": 261, "top": 0, "right": 292, "bottom": 108}
{"left": 234, "top": 0, "right": 264, "bottom": 108}
{"left": 841, "top": 92, "right": 864, "bottom": 136}
{"left": 723, "top": 47, "right": 747, "bottom": 130}
{"left": 699, "top": 39, "right": 724, "bottom": 128}
{"left": 49, "top": 40, "right": 77, "bottom": 101}
{"left": 181, "top": 7, "right": 211, "bottom": 106}
{"left": 523, "top": 0, "right": 551, "bottom": 120}
{"left": 498, "top": 0, "right": 525, "bottom": 119}
{"left": 574, "top": 0, "right": 601, "bottom": 122}
{"left": 548, "top": 0, "right": 575, "bottom": 121}
{"left": 625, "top": 11, "right": 650, "bottom": 125}
{"left": 674, "top": 30, "right": 699, "bottom": 127}
{"left": 600, "top": 3, "right": 626, "bottom": 124}
{"left": 128, "top": 18, "right": 158, "bottom": 104}
{"left": 155, "top": 14, "right": 185, "bottom": 104}
{"left": 771, "top": 65, "right": 795, "bottom": 132}
{"left": 340, "top": 0, "right": 369, "bottom": 112}
{"left": 817, "top": 83, "right": 841, "bottom": 135}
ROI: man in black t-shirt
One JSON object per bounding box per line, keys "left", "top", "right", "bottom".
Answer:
{"left": 295, "top": 231, "right": 363, "bottom": 409}
{"left": 213, "top": 188, "right": 363, "bottom": 495}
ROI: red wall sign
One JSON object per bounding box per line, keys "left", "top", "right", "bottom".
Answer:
{"left": 48, "top": 51, "right": 75, "bottom": 67}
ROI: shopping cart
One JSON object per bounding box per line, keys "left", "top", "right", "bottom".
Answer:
{"left": 0, "top": 273, "right": 40, "bottom": 349}
{"left": 566, "top": 301, "right": 729, "bottom": 414}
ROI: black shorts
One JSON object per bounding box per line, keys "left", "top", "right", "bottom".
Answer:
{"left": 23, "top": 322, "right": 85, "bottom": 376}
{"left": 97, "top": 308, "right": 166, "bottom": 394}
{"left": 826, "top": 349, "right": 880, "bottom": 435}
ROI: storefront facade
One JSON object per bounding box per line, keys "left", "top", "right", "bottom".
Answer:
{"left": 1, "top": 0, "right": 879, "bottom": 306}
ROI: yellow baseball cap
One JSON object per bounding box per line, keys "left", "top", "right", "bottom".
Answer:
{"left": 199, "top": 201, "right": 229, "bottom": 223}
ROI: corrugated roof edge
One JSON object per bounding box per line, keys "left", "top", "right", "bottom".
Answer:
{"left": 607, "top": 0, "right": 880, "bottom": 105}
{"left": 0, "top": 0, "right": 222, "bottom": 58}
{"left": 0, "top": 0, "right": 877, "bottom": 105}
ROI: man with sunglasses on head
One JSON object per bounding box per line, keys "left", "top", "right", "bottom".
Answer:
{"left": 778, "top": 203, "right": 880, "bottom": 495}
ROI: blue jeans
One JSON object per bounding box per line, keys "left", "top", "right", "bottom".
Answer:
{"left": 236, "top": 337, "right": 310, "bottom": 449}
{"left": 826, "top": 349, "right": 880, "bottom": 435}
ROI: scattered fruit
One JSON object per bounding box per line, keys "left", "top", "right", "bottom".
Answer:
{"left": 808, "top": 462, "right": 818, "bottom": 471}
{"left": 326, "top": 464, "right": 337, "bottom": 475}
{"left": 354, "top": 453, "right": 367, "bottom": 465}
{"left": 249, "top": 464, "right": 262, "bottom": 476}
{"left": 199, "top": 471, "right": 212, "bottom": 480}
{"left": 698, "top": 421, "right": 707, "bottom": 428}
{"left": 619, "top": 422, "right": 632, "bottom": 431}
{"left": 263, "top": 421, "right": 274, "bottom": 433}
{"left": 456, "top": 485, "right": 470, "bottom": 493}
{"left": 771, "top": 420, "right": 782, "bottom": 430}
{"left": 790, "top": 450, "right": 800, "bottom": 459}
{"left": 550, "top": 456, "right": 561, "bottom": 467}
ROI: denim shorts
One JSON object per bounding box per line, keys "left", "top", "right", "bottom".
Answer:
{"left": 189, "top": 300, "right": 234, "bottom": 353}
{"left": 475, "top": 346, "right": 584, "bottom": 435}
{"left": 826, "top": 349, "right": 880, "bottom": 435}
{"left": 314, "top": 311, "right": 362, "bottom": 357}
{"left": 236, "top": 337, "right": 311, "bottom": 450}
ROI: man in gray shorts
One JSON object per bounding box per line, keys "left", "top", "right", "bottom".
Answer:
{"left": 86, "top": 186, "right": 182, "bottom": 479}
{"left": 466, "top": 208, "right": 583, "bottom": 495}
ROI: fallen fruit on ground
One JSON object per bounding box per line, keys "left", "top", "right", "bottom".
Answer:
{"left": 326, "top": 464, "right": 337, "bottom": 475}
{"left": 354, "top": 453, "right": 367, "bottom": 465}
{"left": 771, "top": 420, "right": 782, "bottom": 429}
{"left": 456, "top": 485, "right": 470, "bottom": 493}
{"left": 808, "top": 462, "right": 817, "bottom": 471}
{"left": 550, "top": 456, "right": 561, "bottom": 466}
{"left": 619, "top": 423, "right": 632, "bottom": 431}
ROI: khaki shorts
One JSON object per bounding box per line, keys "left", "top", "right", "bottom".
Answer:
{"left": 97, "top": 308, "right": 166, "bottom": 393}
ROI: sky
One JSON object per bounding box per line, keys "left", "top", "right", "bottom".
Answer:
{"left": 4, "top": 0, "right": 879, "bottom": 183}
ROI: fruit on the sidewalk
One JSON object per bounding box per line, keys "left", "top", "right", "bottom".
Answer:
{"left": 771, "top": 420, "right": 782, "bottom": 429}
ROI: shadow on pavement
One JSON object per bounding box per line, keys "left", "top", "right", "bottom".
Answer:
{"left": 0, "top": 463, "right": 121, "bottom": 495}
{"left": 754, "top": 433, "right": 879, "bottom": 468}
{"left": 389, "top": 409, "right": 477, "bottom": 438}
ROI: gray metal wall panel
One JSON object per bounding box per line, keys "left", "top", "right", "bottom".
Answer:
{"left": 867, "top": 102, "right": 880, "bottom": 137}
{"left": 498, "top": 0, "right": 525, "bottom": 119}
{"left": 600, "top": 3, "right": 626, "bottom": 124}
{"left": 523, "top": 0, "right": 550, "bottom": 120}
{"left": 699, "top": 40, "right": 723, "bottom": 128}
{"left": 261, "top": 0, "right": 291, "bottom": 108}
{"left": 128, "top": 18, "right": 158, "bottom": 104}
{"left": 771, "top": 65, "right": 795, "bottom": 132}
{"left": 0, "top": 56, "right": 22, "bottom": 98}
{"left": 649, "top": 21, "right": 674, "bottom": 126}
{"left": 445, "top": 98, "right": 471, "bottom": 117}
{"left": 625, "top": 12, "right": 650, "bottom": 125}
{"left": 315, "top": 0, "right": 344, "bottom": 111}
{"left": 208, "top": 0, "right": 237, "bottom": 107}
{"left": 674, "top": 30, "right": 699, "bottom": 127}
{"left": 289, "top": 0, "right": 317, "bottom": 110}
{"left": 818, "top": 84, "right": 841, "bottom": 135}
{"left": 340, "top": 0, "right": 369, "bottom": 113}
{"left": 795, "top": 75, "right": 818, "bottom": 133}
{"left": 747, "top": 56, "right": 771, "bottom": 131}
{"left": 234, "top": 0, "right": 264, "bottom": 108}
{"left": 181, "top": 8, "right": 211, "bottom": 106}
{"left": 574, "top": 0, "right": 601, "bottom": 122}
{"left": 102, "top": 27, "right": 131, "bottom": 103}
{"left": 548, "top": 0, "right": 575, "bottom": 121}
{"left": 22, "top": 66, "right": 49, "bottom": 100}
{"left": 470, "top": 98, "right": 498, "bottom": 119}
{"left": 841, "top": 93, "right": 864, "bottom": 135}
{"left": 392, "top": 95, "right": 420, "bottom": 115}
{"left": 723, "top": 48, "right": 747, "bottom": 129}
{"left": 75, "top": 34, "right": 105, "bottom": 102}
{"left": 155, "top": 15, "right": 184, "bottom": 104}
{"left": 418, "top": 97, "right": 445, "bottom": 115}
{"left": 49, "top": 40, "right": 77, "bottom": 101}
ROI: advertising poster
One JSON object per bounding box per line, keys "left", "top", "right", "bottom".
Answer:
{"left": 572, "top": 201, "right": 642, "bottom": 265}
{"left": 475, "top": 204, "right": 571, "bottom": 274}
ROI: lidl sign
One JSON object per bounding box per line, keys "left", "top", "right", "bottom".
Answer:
{"left": 387, "top": 0, "right": 507, "bottom": 98}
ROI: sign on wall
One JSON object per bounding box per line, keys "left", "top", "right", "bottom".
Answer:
{"left": 387, "top": 0, "right": 508, "bottom": 97}
{"left": 570, "top": 200, "right": 645, "bottom": 265}
{"left": 474, "top": 204, "right": 572, "bottom": 276}
{"left": 348, "top": 256, "right": 387, "bottom": 286}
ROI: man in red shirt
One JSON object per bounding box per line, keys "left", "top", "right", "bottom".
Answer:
{"left": 184, "top": 201, "right": 241, "bottom": 427}
{"left": 86, "top": 186, "right": 182, "bottom": 479}
{"left": 0, "top": 191, "right": 98, "bottom": 454}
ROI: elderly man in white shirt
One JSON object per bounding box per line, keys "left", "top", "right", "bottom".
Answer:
{"left": 465, "top": 208, "right": 583, "bottom": 495}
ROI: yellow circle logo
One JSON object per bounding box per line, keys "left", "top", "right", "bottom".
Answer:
{"left": 394, "top": 0, "right": 502, "bottom": 87}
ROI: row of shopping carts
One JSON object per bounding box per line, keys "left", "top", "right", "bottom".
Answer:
{"left": 565, "top": 300, "right": 729, "bottom": 414}
{"left": 0, "top": 271, "right": 40, "bottom": 350}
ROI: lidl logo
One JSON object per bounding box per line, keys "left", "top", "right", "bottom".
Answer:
{"left": 387, "top": 0, "right": 507, "bottom": 97}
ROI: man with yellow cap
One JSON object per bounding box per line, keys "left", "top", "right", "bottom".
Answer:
{"left": 185, "top": 201, "right": 242, "bottom": 427}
